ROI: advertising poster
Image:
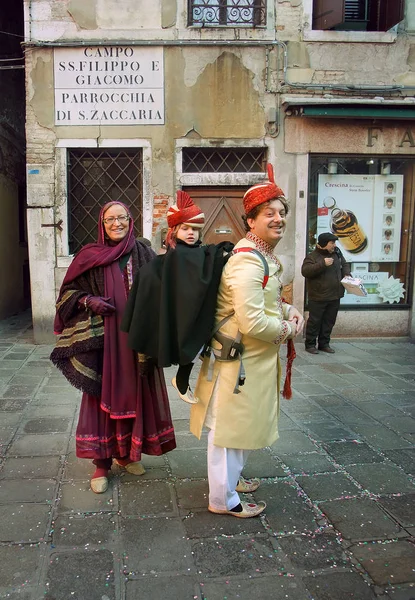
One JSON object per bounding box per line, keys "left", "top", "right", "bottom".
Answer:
{"left": 317, "top": 175, "right": 403, "bottom": 262}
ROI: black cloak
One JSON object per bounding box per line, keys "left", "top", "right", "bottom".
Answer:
{"left": 121, "top": 240, "right": 233, "bottom": 367}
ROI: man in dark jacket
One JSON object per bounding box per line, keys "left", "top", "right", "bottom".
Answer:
{"left": 301, "top": 232, "right": 351, "bottom": 354}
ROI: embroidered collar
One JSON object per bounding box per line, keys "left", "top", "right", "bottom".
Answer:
{"left": 246, "top": 232, "right": 281, "bottom": 267}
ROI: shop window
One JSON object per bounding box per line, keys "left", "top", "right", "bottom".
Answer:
{"left": 312, "top": 0, "right": 404, "bottom": 31}
{"left": 182, "top": 147, "right": 267, "bottom": 173}
{"left": 67, "top": 149, "right": 143, "bottom": 254}
{"left": 306, "top": 156, "right": 415, "bottom": 308}
{"left": 188, "top": 0, "right": 266, "bottom": 27}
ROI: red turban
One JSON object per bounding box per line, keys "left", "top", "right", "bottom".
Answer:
{"left": 243, "top": 164, "right": 285, "bottom": 214}
{"left": 167, "top": 191, "right": 205, "bottom": 229}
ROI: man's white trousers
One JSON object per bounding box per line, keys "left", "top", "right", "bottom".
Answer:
{"left": 207, "top": 428, "right": 251, "bottom": 511}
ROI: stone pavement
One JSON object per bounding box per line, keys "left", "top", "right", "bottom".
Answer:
{"left": 0, "top": 311, "right": 414, "bottom": 600}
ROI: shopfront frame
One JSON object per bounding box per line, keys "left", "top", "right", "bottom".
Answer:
{"left": 286, "top": 108, "right": 415, "bottom": 337}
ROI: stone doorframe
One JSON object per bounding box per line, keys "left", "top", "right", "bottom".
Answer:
{"left": 54, "top": 138, "right": 153, "bottom": 269}
{"left": 175, "top": 137, "right": 273, "bottom": 191}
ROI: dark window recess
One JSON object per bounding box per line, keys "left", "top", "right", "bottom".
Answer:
{"left": 312, "top": 0, "right": 404, "bottom": 31}
{"left": 188, "top": 0, "right": 266, "bottom": 27}
{"left": 183, "top": 147, "right": 267, "bottom": 173}
{"left": 67, "top": 149, "right": 143, "bottom": 255}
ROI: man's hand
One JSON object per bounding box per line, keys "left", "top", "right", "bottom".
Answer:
{"left": 324, "top": 257, "right": 334, "bottom": 266}
{"left": 288, "top": 306, "right": 304, "bottom": 335}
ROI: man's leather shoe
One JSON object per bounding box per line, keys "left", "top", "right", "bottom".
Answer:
{"left": 319, "top": 346, "right": 335, "bottom": 354}
{"left": 305, "top": 347, "right": 319, "bottom": 354}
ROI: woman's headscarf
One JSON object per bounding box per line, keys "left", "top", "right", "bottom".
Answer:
{"left": 59, "top": 201, "right": 136, "bottom": 287}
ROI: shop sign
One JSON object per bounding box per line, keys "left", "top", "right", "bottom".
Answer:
{"left": 54, "top": 46, "right": 164, "bottom": 125}
{"left": 317, "top": 174, "right": 403, "bottom": 263}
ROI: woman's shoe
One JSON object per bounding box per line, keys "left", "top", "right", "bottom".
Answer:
{"left": 172, "top": 377, "right": 199, "bottom": 404}
{"left": 114, "top": 459, "right": 146, "bottom": 476}
{"left": 235, "top": 475, "right": 260, "bottom": 493}
{"left": 90, "top": 476, "right": 108, "bottom": 494}
{"left": 208, "top": 501, "right": 266, "bottom": 518}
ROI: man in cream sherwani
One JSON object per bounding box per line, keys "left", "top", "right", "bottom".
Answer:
{"left": 190, "top": 164, "right": 304, "bottom": 518}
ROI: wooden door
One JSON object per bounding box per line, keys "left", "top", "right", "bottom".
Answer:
{"left": 184, "top": 187, "right": 247, "bottom": 245}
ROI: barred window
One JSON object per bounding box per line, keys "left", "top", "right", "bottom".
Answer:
{"left": 188, "top": 0, "right": 266, "bottom": 27}
{"left": 67, "top": 149, "right": 143, "bottom": 254}
{"left": 183, "top": 147, "right": 267, "bottom": 173}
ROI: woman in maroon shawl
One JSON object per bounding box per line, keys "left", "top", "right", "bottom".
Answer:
{"left": 51, "top": 202, "right": 176, "bottom": 493}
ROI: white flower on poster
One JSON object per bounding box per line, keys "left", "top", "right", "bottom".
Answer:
{"left": 377, "top": 276, "right": 405, "bottom": 304}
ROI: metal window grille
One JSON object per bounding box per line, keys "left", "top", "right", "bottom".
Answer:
{"left": 67, "top": 148, "right": 143, "bottom": 254}
{"left": 182, "top": 147, "right": 267, "bottom": 173}
{"left": 188, "top": 0, "right": 266, "bottom": 26}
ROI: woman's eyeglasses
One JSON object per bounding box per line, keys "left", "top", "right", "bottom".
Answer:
{"left": 102, "top": 215, "right": 130, "bottom": 225}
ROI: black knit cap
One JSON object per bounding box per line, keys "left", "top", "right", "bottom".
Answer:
{"left": 318, "top": 232, "right": 338, "bottom": 247}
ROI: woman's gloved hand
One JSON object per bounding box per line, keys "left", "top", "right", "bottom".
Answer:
{"left": 80, "top": 295, "right": 116, "bottom": 316}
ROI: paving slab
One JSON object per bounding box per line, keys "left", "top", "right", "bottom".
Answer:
{"left": 295, "top": 472, "right": 361, "bottom": 502}
{"left": 1, "top": 385, "right": 34, "bottom": 398}
{"left": 350, "top": 540, "right": 415, "bottom": 586}
{"left": 121, "top": 517, "right": 194, "bottom": 575}
{"left": 0, "top": 428, "right": 14, "bottom": 446}
{"left": 0, "top": 504, "right": 51, "bottom": 542}
{"left": 0, "top": 456, "right": 60, "bottom": 479}
{"left": 324, "top": 441, "right": 385, "bottom": 465}
{"left": 167, "top": 448, "right": 208, "bottom": 478}
{"left": 378, "top": 494, "right": 415, "bottom": 527}
{"left": 183, "top": 509, "right": 266, "bottom": 539}
{"left": 52, "top": 514, "right": 117, "bottom": 546}
{"left": 192, "top": 536, "right": 284, "bottom": 577}
{"left": 174, "top": 431, "right": 208, "bottom": 449}
{"left": 309, "top": 394, "right": 349, "bottom": 407}
{"left": 63, "top": 453, "right": 95, "bottom": 480}
{"left": 0, "top": 398, "right": 31, "bottom": 411}
{"left": 200, "top": 575, "right": 311, "bottom": 599}
{"left": 243, "top": 448, "right": 286, "bottom": 477}
{"left": 21, "top": 417, "right": 71, "bottom": 434}
{"left": 345, "top": 464, "right": 415, "bottom": 495}
{"left": 383, "top": 449, "right": 415, "bottom": 474}
{"left": 0, "top": 478, "right": 56, "bottom": 503}
{"left": 126, "top": 577, "right": 201, "bottom": 600}
{"left": 280, "top": 452, "right": 337, "bottom": 474}
{"left": 175, "top": 479, "right": 209, "bottom": 511}
{"left": 8, "top": 433, "right": 70, "bottom": 456}
{"left": 271, "top": 430, "right": 318, "bottom": 454}
{"left": 385, "top": 586, "right": 415, "bottom": 599}
{"left": 325, "top": 405, "right": 378, "bottom": 425}
{"left": 45, "top": 550, "right": 115, "bottom": 600}
{"left": 260, "top": 481, "right": 319, "bottom": 534}
{"left": 58, "top": 480, "right": 116, "bottom": 513}
{"left": 0, "top": 545, "right": 41, "bottom": 587}
{"left": 359, "top": 401, "right": 402, "bottom": 419}
{"left": 304, "top": 422, "right": 357, "bottom": 442}
{"left": 277, "top": 532, "right": 348, "bottom": 570}
{"left": 119, "top": 480, "right": 175, "bottom": 516}
{"left": 350, "top": 425, "right": 412, "bottom": 450}
{"left": 318, "top": 498, "right": 402, "bottom": 541}
{"left": 384, "top": 416, "right": 415, "bottom": 434}
{"left": 302, "top": 571, "right": 376, "bottom": 599}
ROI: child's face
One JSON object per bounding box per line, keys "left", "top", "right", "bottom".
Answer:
{"left": 176, "top": 224, "right": 200, "bottom": 245}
